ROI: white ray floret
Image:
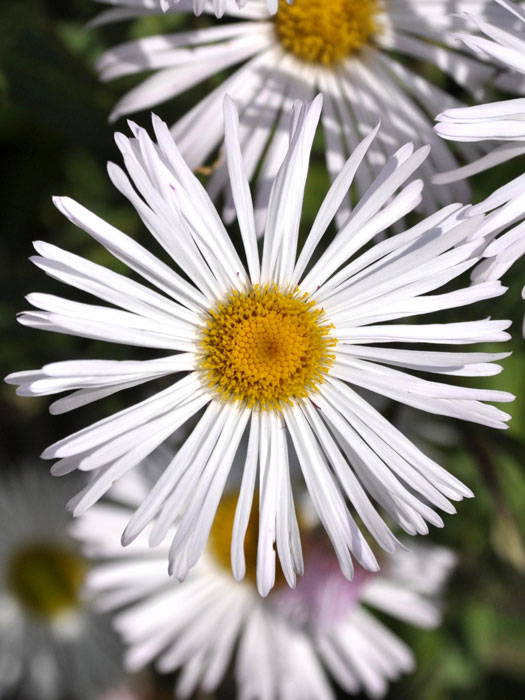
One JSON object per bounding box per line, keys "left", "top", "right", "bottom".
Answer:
{"left": 6, "top": 97, "right": 516, "bottom": 595}
{"left": 73, "top": 476, "right": 457, "bottom": 700}
{"left": 0, "top": 467, "right": 123, "bottom": 700}
{"left": 89, "top": 0, "right": 523, "bottom": 228}
{"left": 434, "top": 0, "right": 525, "bottom": 331}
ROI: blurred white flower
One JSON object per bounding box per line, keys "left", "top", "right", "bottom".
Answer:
{"left": 434, "top": 0, "right": 525, "bottom": 331}
{"left": 90, "top": 0, "right": 521, "bottom": 228}
{"left": 73, "top": 480, "right": 456, "bottom": 700}
{"left": 6, "top": 97, "right": 515, "bottom": 595}
{"left": 163, "top": 0, "right": 288, "bottom": 18}
{"left": 0, "top": 468, "right": 123, "bottom": 700}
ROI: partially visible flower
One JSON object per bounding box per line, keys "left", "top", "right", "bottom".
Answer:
{"left": 434, "top": 0, "right": 525, "bottom": 172}
{"left": 434, "top": 0, "right": 525, "bottom": 331}
{"left": 0, "top": 467, "right": 123, "bottom": 699}
{"left": 5, "top": 98, "right": 515, "bottom": 595}
{"left": 89, "top": 0, "right": 520, "bottom": 228}
{"left": 74, "top": 482, "right": 456, "bottom": 700}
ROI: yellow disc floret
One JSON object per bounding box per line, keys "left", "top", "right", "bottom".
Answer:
{"left": 209, "top": 491, "right": 260, "bottom": 585}
{"left": 275, "top": 0, "right": 380, "bottom": 65}
{"left": 199, "top": 285, "right": 336, "bottom": 412}
{"left": 7, "top": 543, "right": 87, "bottom": 620}
{"left": 209, "top": 491, "right": 288, "bottom": 587}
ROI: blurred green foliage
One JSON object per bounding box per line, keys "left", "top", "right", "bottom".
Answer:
{"left": 1, "top": 1, "right": 524, "bottom": 699}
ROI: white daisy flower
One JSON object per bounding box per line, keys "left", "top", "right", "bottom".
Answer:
{"left": 90, "top": 0, "right": 520, "bottom": 228}
{"left": 434, "top": 0, "right": 525, "bottom": 331}
{"left": 73, "top": 482, "right": 457, "bottom": 700}
{"left": 0, "top": 468, "right": 123, "bottom": 700}
{"left": 5, "top": 97, "right": 515, "bottom": 596}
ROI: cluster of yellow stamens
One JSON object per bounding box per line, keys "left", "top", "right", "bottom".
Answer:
{"left": 275, "top": 0, "right": 380, "bottom": 65}
{"left": 199, "top": 284, "right": 336, "bottom": 412}
{"left": 209, "top": 492, "right": 261, "bottom": 585}
{"left": 209, "top": 491, "right": 288, "bottom": 587}
{"left": 7, "top": 543, "right": 87, "bottom": 619}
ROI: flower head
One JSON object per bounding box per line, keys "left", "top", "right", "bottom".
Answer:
{"left": 6, "top": 97, "right": 515, "bottom": 595}
{"left": 0, "top": 467, "right": 123, "bottom": 699}
{"left": 199, "top": 284, "right": 337, "bottom": 410}
{"left": 73, "top": 475, "right": 456, "bottom": 699}
{"left": 90, "top": 0, "right": 520, "bottom": 227}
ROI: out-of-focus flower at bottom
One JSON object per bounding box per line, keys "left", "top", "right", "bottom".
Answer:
{"left": 96, "top": 672, "right": 161, "bottom": 700}
{"left": 74, "top": 475, "right": 455, "bottom": 700}
{"left": 0, "top": 467, "right": 124, "bottom": 700}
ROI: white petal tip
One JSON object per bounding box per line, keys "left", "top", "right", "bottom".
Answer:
{"left": 150, "top": 112, "right": 164, "bottom": 127}
{"left": 121, "top": 529, "right": 136, "bottom": 547}
{"left": 232, "top": 567, "right": 246, "bottom": 583}
{"left": 223, "top": 93, "right": 235, "bottom": 110}
{"left": 257, "top": 585, "right": 271, "bottom": 598}
{"left": 366, "top": 559, "right": 381, "bottom": 573}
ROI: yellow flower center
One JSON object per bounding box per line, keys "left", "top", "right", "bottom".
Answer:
{"left": 275, "top": 0, "right": 380, "bottom": 65}
{"left": 209, "top": 492, "right": 259, "bottom": 584}
{"left": 7, "top": 543, "right": 87, "bottom": 620}
{"left": 209, "top": 491, "right": 287, "bottom": 587}
{"left": 199, "top": 285, "right": 336, "bottom": 412}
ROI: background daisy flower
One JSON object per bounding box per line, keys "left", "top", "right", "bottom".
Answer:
{"left": 434, "top": 0, "right": 525, "bottom": 174}
{"left": 434, "top": 0, "right": 525, "bottom": 332}
{"left": 73, "top": 475, "right": 456, "bottom": 700}
{"left": 5, "top": 97, "right": 515, "bottom": 595}
{"left": 90, "top": 0, "right": 523, "bottom": 229}
{"left": 0, "top": 467, "right": 123, "bottom": 700}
